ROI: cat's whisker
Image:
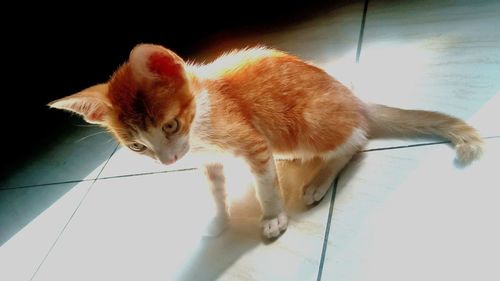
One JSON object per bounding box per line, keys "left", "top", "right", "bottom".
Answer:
{"left": 75, "top": 131, "right": 108, "bottom": 143}
{"left": 75, "top": 124, "right": 99, "bottom": 128}
{"left": 105, "top": 138, "right": 117, "bottom": 144}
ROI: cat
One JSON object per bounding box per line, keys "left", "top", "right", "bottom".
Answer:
{"left": 49, "top": 44, "right": 483, "bottom": 239}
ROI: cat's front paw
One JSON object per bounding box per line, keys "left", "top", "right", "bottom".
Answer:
{"left": 204, "top": 214, "right": 229, "bottom": 237}
{"left": 261, "top": 211, "right": 288, "bottom": 239}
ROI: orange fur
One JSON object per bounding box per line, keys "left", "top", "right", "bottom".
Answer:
{"left": 188, "top": 48, "right": 368, "bottom": 166}
{"left": 49, "top": 43, "right": 483, "bottom": 239}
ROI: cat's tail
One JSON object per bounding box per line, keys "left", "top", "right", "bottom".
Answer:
{"left": 365, "top": 103, "right": 483, "bottom": 165}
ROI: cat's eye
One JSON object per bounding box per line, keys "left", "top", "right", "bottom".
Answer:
{"left": 162, "top": 118, "right": 179, "bottom": 135}
{"left": 128, "top": 142, "right": 147, "bottom": 152}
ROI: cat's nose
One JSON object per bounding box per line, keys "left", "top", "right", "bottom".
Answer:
{"left": 159, "top": 155, "right": 177, "bottom": 165}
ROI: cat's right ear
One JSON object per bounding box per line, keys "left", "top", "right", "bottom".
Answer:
{"left": 129, "top": 44, "right": 186, "bottom": 83}
{"left": 48, "top": 83, "right": 112, "bottom": 125}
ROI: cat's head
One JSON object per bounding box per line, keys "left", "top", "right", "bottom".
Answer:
{"left": 49, "top": 44, "right": 195, "bottom": 165}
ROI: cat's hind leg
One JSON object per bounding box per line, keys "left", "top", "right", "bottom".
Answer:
{"left": 302, "top": 152, "right": 354, "bottom": 205}
{"left": 303, "top": 129, "right": 367, "bottom": 205}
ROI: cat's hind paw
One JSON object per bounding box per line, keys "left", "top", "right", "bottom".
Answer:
{"left": 303, "top": 182, "right": 330, "bottom": 206}
{"left": 261, "top": 211, "right": 288, "bottom": 239}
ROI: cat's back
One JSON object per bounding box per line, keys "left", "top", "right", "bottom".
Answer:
{"left": 189, "top": 47, "right": 286, "bottom": 80}
{"left": 190, "top": 47, "right": 366, "bottom": 153}
{"left": 192, "top": 46, "right": 338, "bottom": 96}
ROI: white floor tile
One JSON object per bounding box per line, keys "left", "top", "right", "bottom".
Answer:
{"left": 351, "top": 0, "right": 500, "bottom": 150}
{"left": 8, "top": 1, "right": 498, "bottom": 280}
{"left": 321, "top": 138, "right": 500, "bottom": 281}
{"left": 33, "top": 163, "right": 334, "bottom": 281}
{"left": 0, "top": 181, "right": 93, "bottom": 281}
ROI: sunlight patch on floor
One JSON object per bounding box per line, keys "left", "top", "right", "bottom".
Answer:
{"left": 0, "top": 179, "right": 95, "bottom": 281}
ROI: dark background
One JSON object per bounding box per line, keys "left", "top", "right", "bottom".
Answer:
{"left": 2, "top": 1, "right": 346, "bottom": 178}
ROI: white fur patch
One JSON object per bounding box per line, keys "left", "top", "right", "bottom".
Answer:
{"left": 254, "top": 159, "right": 280, "bottom": 204}
{"left": 274, "top": 127, "right": 367, "bottom": 161}
{"left": 322, "top": 128, "right": 367, "bottom": 160}
{"left": 189, "top": 90, "right": 217, "bottom": 151}
{"left": 274, "top": 150, "right": 320, "bottom": 161}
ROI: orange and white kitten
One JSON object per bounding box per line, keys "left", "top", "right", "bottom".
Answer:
{"left": 49, "top": 44, "right": 483, "bottom": 239}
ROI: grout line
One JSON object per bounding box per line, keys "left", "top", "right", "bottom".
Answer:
{"left": 316, "top": 176, "right": 340, "bottom": 281}
{"left": 362, "top": 140, "right": 449, "bottom": 153}
{"left": 30, "top": 144, "right": 119, "bottom": 280}
{"left": 356, "top": 0, "right": 369, "bottom": 63}
{"left": 362, "top": 135, "right": 500, "bottom": 153}
{"left": 314, "top": 135, "right": 499, "bottom": 280}
{"left": 96, "top": 167, "right": 198, "bottom": 181}
{"left": 1, "top": 179, "right": 95, "bottom": 190}
{"left": 314, "top": 136, "right": 500, "bottom": 279}
{"left": 1, "top": 168, "right": 198, "bottom": 191}
{"left": 318, "top": 3, "right": 363, "bottom": 278}
{"left": 6, "top": 136, "right": 499, "bottom": 190}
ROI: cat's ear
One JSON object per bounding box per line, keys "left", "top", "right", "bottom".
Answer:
{"left": 48, "top": 83, "right": 112, "bottom": 125}
{"left": 129, "top": 44, "right": 185, "bottom": 82}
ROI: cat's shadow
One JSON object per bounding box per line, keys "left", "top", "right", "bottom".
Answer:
{"left": 175, "top": 157, "right": 343, "bottom": 280}
{"left": 175, "top": 217, "right": 261, "bottom": 281}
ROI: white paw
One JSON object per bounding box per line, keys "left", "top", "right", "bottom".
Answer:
{"left": 203, "top": 214, "right": 229, "bottom": 237}
{"left": 261, "top": 212, "right": 288, "bottom": 239}
{"left": 303, "top": 183, "right": 330, "bottom": 205}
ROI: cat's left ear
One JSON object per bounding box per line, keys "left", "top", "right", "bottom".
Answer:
{"left": 129, "top": 44, "right": 186, "bottom": 83}
{"left": 48, "top": 83, "right": 112, "bottom": 125}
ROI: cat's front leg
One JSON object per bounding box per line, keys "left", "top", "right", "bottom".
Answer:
{"left": 203, "top": 163, "right": 230, "bottom": 237}
{"left": 246, "top": 151, "right": 288, "bottom": 239}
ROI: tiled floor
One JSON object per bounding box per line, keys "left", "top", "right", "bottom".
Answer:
{"left": 1, "top": 0, "right": 499, "bottom": 280}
